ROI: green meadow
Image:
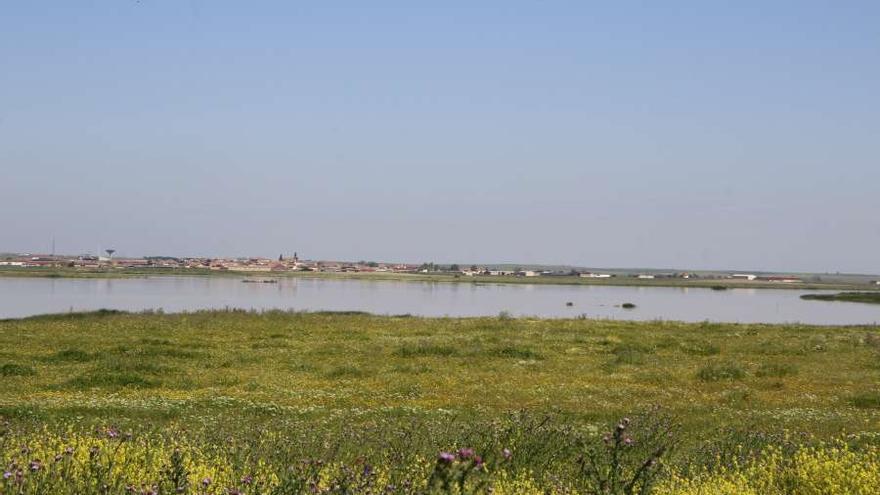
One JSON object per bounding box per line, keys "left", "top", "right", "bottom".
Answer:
{"left": 1, "top": 310, "right": 879, "bottom": 493}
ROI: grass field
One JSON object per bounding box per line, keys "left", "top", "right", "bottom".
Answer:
{"left": 1, "top": 311, "right": 879, "bottom": 493}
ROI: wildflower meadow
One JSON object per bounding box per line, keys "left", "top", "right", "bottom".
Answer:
{"left": 1, "top": 310, "right": 878, "bottom": 493}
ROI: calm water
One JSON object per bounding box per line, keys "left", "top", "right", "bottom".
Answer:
{"left": 1, "top": 276, "right": 879, "bottom": 325}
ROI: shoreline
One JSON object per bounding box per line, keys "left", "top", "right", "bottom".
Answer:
{"left": 1, "top": 266, "right": 877, "bottom": 291}
{"left": 3, "top": 308, "right": 879, "bottom": 328}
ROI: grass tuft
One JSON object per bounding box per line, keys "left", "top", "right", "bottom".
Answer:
{"left": 393, "top": 342, "right": 459, "bottom": 357}
{"left": 484, "top": 345, "right": 543, "bottom": 360}
{"left": 324, "top": 365, "right": 368, "bottom": 378}
{"left": 850, "top": 391, "right": 880, "bottom": 408}
{"left": 45, "top": 348, "right": 94, "bottom": 363}
{"left": 0, "top": 363, "right": 36, "bottom": 376}
{"left": 62, "top": 371, "right": 161, "bottom": 390}
{"left": 697, "top": 362, "right": 746, "bottom": 381}
{"left": 756, "top": 362, "right": 798, "bottom": 378}
{"left": 681, "top": 341, "right": 721, "bottom": 356}
{"left": 610, "top": 343, "right": 654, "bottom": 366}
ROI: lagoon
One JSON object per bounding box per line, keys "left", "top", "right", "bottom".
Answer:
{"left": 1, "top": 276, "right": 879, "bottom": 324}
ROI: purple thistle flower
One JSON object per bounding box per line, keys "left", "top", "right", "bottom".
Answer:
{"left": 438, "top": 452, "right": 455, "bottom": 463}
{"left": 2, "top": 472, "right": 11, "bottom": 480}
{"left": 240, "top": 475, "right": 253, "bottom": 485}
{"left": 106, "top": 428, "right": 119, "bottom": 439}
{"left": 474, "top": 456, "right": 484, "bottom": 469}
{"left": 457, "top": 448, "right": 474, "bottom": 459}
{"left": 624, "top": 437, "right": 634, "bottom": 446}
{"left": 29, "top": 460, "right": 41, "bottom": 472}
{"left": 502, "top": 448, "right": 512, "bottom": 460}
{"left": 201, "top": 477, "right": 212, "bottom": 487}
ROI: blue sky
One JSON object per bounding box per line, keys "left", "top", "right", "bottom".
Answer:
{"left": 1, "top": 1, "right": 878, "bottom": 272}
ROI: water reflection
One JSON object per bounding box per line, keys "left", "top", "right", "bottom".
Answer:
{"left": 0, "top": 276, "right": 878, "bottom": 325}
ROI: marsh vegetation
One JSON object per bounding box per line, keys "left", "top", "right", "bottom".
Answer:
{"left": 801, "top": 291, "right": 880, "bottom": 304}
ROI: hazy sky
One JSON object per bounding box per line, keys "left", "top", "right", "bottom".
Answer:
{"left": 2, "top": 2, "right": 878, "bottom": 273}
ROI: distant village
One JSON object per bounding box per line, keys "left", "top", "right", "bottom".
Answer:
{"left": 1, "top": 251, "right": 861, "bottom": 285}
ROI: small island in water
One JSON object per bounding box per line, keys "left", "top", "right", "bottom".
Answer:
{"left": 801, "top": 292, "right": 880, "bottom": 304}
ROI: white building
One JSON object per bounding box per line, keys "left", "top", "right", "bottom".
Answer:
{"left": 580, "top": 272, "right": 612, "bottom": 278}
{"left": 731, "top": 274, "right": 757, "bottom": 281}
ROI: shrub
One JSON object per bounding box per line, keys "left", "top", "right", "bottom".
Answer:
{"left": 621, "top": 303, "right": 637, "bottom": 309}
